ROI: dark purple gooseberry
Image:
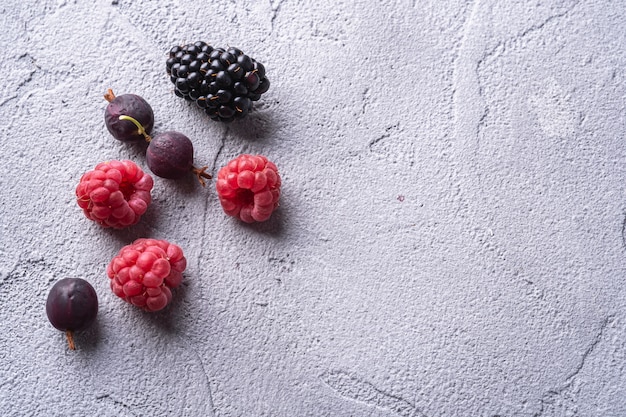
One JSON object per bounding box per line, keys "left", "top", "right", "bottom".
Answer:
{"left": 104, "top": 89, "right": 154, "bottom": 141}
{"left": 46, "top": 278, "right": 98, "bottom": 350}
{"left": 146, "top": 131, "right": 194, "bottom": 179}
{"left": 146, "top": 132, "right": 212, "bottom": 186}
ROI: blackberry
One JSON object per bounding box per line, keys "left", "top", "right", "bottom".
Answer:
{"left": 166, "top": 42, "right": 270, "bottom": 122}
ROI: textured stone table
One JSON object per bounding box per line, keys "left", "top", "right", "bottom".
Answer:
{"left": 1, "top": 0, "right": 625, "bottom": 416}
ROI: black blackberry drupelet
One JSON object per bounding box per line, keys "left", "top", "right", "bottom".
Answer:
{"left": 166, "top": 41, "right": 270, "bottom": 122}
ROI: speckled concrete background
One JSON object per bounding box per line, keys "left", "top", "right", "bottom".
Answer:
{"left": 1, "top": 0, "right": 625, "bottom": 416}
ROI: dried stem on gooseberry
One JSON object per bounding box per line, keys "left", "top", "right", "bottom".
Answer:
{"left": 104, "top": 88, "right": 116, "bottom": 103}
{"left": 191, "top": 166, "right": 212, "bottom": 187}
{"left": 66, "top": 330, "right": 76, "bottom": 350}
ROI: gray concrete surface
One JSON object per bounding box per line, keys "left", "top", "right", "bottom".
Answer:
{"left": 1, "top": 0, "right": 625, "bottom": 416}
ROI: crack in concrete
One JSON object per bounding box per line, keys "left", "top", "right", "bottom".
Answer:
{"left": 0, "top": 53, "right": 40, "bottom": 108}
{"left": 210, "top": 127, "right": 228, "bottom": 177}
{"left": 621, "top": 212, "right": 626, "bottom": 252}
{"left": 477, "top": 0, "right": 581, "bottom": 70}
{"left": 533, "top": 315, "right": 615, "bottom": 416}
{"left": 360, "top": 87, "right": 371, "bottom": 116}
{"left": 269, "top": 0, "right": 285, "bottom": 35}
{"left": 182, "top": 337, "right": 216, "bottom": 416}
{"left": 450, "top": 0, "right": 584, "bottom": 268}
{"left": 95, "top": 394, "right": 138, "bottom": 416}
{"left": 369, "top": 124, "right": 400, "bottom": 148}
{"left": 322, "top": 370, "right": 427, "bottom": 417}
{"left": 190, "top": 127, "right": 228, "bottom": 417}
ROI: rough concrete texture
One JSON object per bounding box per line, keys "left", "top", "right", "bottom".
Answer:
{"left": 0, "top": 0, "right": 625, "bottom": 416}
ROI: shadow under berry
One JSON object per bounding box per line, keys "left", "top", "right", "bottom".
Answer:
{"left": 238, "top": 204, "right": 287, "bottom": 237}
{"left": 233, "top": 108, "right": 278, "bottom": 143}
{"left": 135, "top": 278, "right": 191, "bottom": 335}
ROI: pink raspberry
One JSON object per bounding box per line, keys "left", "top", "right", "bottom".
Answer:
{"left": 106, "top": 238, "right": 186, "bottom": 312}
{"left": 215, "top": 154, "right": 281, "bottom": 223}
{"left": 76, "top": 160, "right": 153, "bottom": 229}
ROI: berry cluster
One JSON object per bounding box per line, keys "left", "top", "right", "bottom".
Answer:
{"left": 216, "top": 154, "right": 281, "bottom": 223}
{"left": 76, "top": 160, "right": 153, "bottom": 229}
{"left": 104, "top": 89, "right": 212, "bottom": 186}
{"left": 107, "top": 238, "right": 187, "bottom": 312}
{"left": 49, "top": 41, "right": 281, "bottom": 350}
{"left": 166, "top": 42, "right": 270, "bottom": 122}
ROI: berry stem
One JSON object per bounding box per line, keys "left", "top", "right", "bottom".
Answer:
{"left": 118, "top": 115, "right": 152, "bottom": 142}
{"left": 191, "top": 166, "right": 212, "bottom": 187}
{"left": 104, "top": 88, "right": 116, "bottom": 103}
{"left": 65, "top": 330, "right": 76, "bottom": 350}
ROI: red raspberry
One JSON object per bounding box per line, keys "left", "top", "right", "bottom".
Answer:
{"left": 215, "top": 154, "right": 281, "bottom": 223}
{"left": 76, "top": 160, "right": 153, "bottom": 229}
{"left": 106, "top": 238, "right": 186, "bottom": 312}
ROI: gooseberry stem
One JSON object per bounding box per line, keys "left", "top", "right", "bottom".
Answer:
{"left": 191, "top": 166, "right": 212, "bottom": 187}
{"left": 118, "top": 115, "right": 152, "bottom": 142}
{"left": 66, "top": 330, "right": 76, "bottom": 350}
{"left": 104, "top": 88, "right": 116, "bottom": 103}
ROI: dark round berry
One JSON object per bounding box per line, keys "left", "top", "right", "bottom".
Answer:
{"left": 186, "top": 45, "right": 200, "bottom": 55}
{"left": 194, "top": 41, "right": 208, "bottom": 50}
{"left": 227, "top": 63, "right": 244, "bottom": 80}
{"left": 200, "top": 61, "right": 210, "bottom": 75}
{"left": 233, "top": 81, "right": 248, "bottom": 95}
{"left": 170, "top": 63, "right": 180, "bottom": 77}
{"left": 197, "top": 52, "right": 210, "bottom": 63}
{"left": 170, "top": 45, "right": 182, "bottom": 57}
{"left": 209, "top": 81, "right": 220, "bottom": 94}
{"left": 46, "top": 278, "right": 98, "bottom": 349}
{"left": 200, "top": 80, "right": 210, "bottom": 95}
{"left": 253, "top": 61, "right": 266, "bottom": 79}
{"left": 176, "top": 78, "right": 189, "bottom": 93}
{"left": 215, "top": 71, "right": 233, "bottom": 88}
{"left": 46, "top": 278, "right": 98, "bottom": 332}
{"left": 196, "top": 97, "right": 208, "bottom": 109}
{"left": 227, "top": 47, "right": 243, "bottom": 57}
{"left": 181, "top": 54, "right": 193, "bottom": 65}
{"left": 244, "top": 71, "right": 260, "bottom": 91}
{"left": 177, "top": 64, "right": 189, "bottom": 78}
{"left": 166, "top": 57, "right": 177, "bottom": 71}
{"left": 248, "top": 92, "right": 262, "bottom": 101}
{"left": 237, "top": 54, "right": 254, "bottom": 72}
{"left": 189, "top": 88, "right": 202, "bottom": 100}
{"left": 216, "top": 89, "right": 232, "bottom": 103}
{"left": 220, "top": 52, "right": 236, "bottom": 66}
{"left": 210, "top": 59, "right": 225, "bottom": 72}
{"left": 146, "top": 131, "right": 194, "bottom": 180}
{"left": 189, "top": 60, "right": 201, "bottom": 73}
{"left": 207, "top": 94, "right": 220, "bottom": 107}
{"left": 218, "top": 105, "right": 235, "bottom": 118}
{"left": 209, "top": 49, "right": 223, "bottom": 61}
{"left": 254, "top": 77, "right": 270, "bottom": 94}
{"left": 187, "top": 72, "right": 201, "bottom": 88}
{"left": 234, "top": 96, "right": 251, "bottom": 117}
{"left": 105, "top": 92, "right": 154, "bottom": 141}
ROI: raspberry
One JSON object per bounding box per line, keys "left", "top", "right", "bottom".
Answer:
{"left": 216, "top": 154, "right": 281, "bottom": 223}
{"left": 106, "top": 238, "right": 186, "bottom": 312}
{"left": 76, "top": 160, "right": 153, "bottom": 229}
{"left": 166, "top": 42, "right": 270, "bottom": 122}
